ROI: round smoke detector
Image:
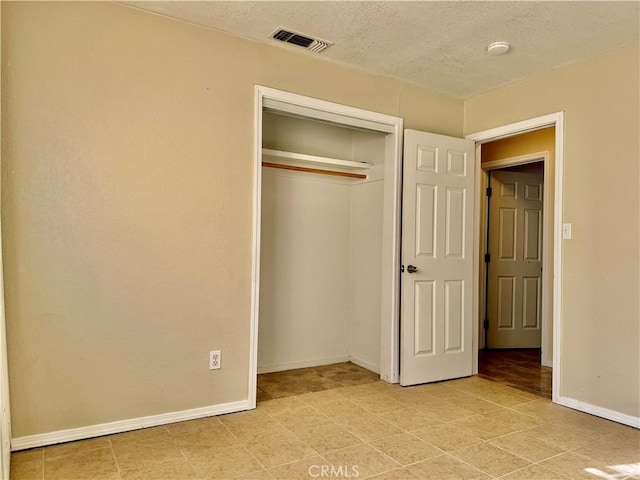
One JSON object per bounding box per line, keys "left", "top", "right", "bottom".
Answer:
{"left": 487, "top": 42, "right": 510, "bottom": 55}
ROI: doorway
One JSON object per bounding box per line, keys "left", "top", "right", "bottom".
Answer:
{"left": 474, "top": 126, "right": 556, "bottom": 398}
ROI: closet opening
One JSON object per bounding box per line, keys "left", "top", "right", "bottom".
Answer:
{"left": 249, "top": 87, "right": 404, "bottom": 406}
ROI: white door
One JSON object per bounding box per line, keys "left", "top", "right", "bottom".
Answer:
{"left": 401, "top": 130, "right": 475, "bottom": 386}
{"left": 488, "top": 170, "right": 543, "bottom": 348}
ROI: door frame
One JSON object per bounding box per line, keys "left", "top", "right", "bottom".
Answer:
{"left": 480, "top": 150, "right": 552, "bottom": 366}
{"left": 249, "top": 86, "right": 404, "bottom": 408}
{"left": 467, "top": 112, "right": 564, "bottom": 403}
{"left": 0, "top": 8, "right": 12, "bottom": 474}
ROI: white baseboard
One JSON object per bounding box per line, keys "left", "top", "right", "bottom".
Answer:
{"left": 11, "top": 400, "right": 250, "bottom": 451}
{"left": 541, "top": 357, "right": 553, "bottom": 368}
{"left": 257, "top": 356, "right": 350, "bottom": 374}
{"left": 557, "top": 396, "right": 640, "bottom": 429}
{"left": 13, "top": 356, "right": 382, "bottom": 451}
{"left": 349, "top": 355, "right": 380, "bottom": 374}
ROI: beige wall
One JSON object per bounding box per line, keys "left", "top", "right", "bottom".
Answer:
{"left": 481, "top": 128, "right": 555, "bottom": 362}
{"left": 2, "top": 2, "right": 464, "bottom": 437}
{"left": 481, "top": 128, "right": 554, "bottom": 163}
{"left": 465, "top": 45, "right": 640, "bottom": 418}
{"left": 5, "top": 0, "right": 638, "bottom": 439}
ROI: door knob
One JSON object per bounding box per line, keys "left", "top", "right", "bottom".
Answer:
{"left": 407, "top": 265, "right": 418, "bottom": 273}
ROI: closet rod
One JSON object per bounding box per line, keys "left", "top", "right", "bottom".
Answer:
{"left": 262, "top": 162, "right": 367, "bottom": 179}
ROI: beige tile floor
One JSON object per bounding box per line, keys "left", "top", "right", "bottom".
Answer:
{"left": 10, "top": 371, "right": 640, "bottom": 480}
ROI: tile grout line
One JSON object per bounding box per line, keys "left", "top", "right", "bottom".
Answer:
{"left": 302, "top": 392, "right": 477, "bottom": 480}
{"left": 231, "top": 400, "right": 346, "bottom": 474}
{"left": 241, "top": 444, "right": 271, "bottom": 475}
{"left": 167, "top": 423, "right": 201, "bottom": 478}
{"left": 362, "top": 408, "right": 458, "bottom": 472}
{"left": 342, "top": 378, "right": 556, "bottom": 473}
{"left": 263, "top": 390, "right": 407, "bottom": 475}
{"left": 495, "top": 441, "right": 610, "bottom": 479}
{"left": 266, "top": 451, "right": 335, "bottom": 476}
{"left": 106, "top": 437, "right": 124, "bottom": 480}
{"left": 262, "top": 400, "right": 344, "bottom": 458}
{"left": 216, "top": 415, "right": 273, "bottom": 474}
{"left": 260, "top": 408, "right": 316, "bottom": 471}
{"left": 40, "top": 447, "right": 45, "bottom": 480}
{"left": 435, "top": 413, "right": 574, "bottom": 477}
{"left": 440, "top": 450, "right": 503, "bottom": 479}
{"left": 257, "top": 392, "right": 369, "bottom": 477}
{"left": 446, "top": 441, "right": 522, "bottom": 478}
{"left": 364, "top": 433, "right": 449, "bottom": 475}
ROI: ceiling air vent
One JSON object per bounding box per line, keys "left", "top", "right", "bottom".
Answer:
{"left": 270, "top": 28, "right": 333, "bottom": 53}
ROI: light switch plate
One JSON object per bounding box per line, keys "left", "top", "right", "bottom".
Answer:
{"left": 562, "top": 223, "right": 572, "bottom": 239}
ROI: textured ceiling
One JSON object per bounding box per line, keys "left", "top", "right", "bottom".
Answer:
{"left": 123, "top": 1, "right": 639, "bottom": 98}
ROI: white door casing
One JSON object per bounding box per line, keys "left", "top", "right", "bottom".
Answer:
{"left": 0, "top": 7, "right": 11, "bottom": 473}
{"left": 466, "top": 111, "right": 563, "bottom": 405}
{"left": 0, "top": 264, "right": 9, "bottom": 477}
{"left": 401, "top": 130, "right": 475, "bottom": 386}
{"left": 488, "top": 170, "right": 544, "bottom": 348}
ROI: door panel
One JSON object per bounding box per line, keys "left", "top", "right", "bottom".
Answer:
{"left": 523, "top": 277, "right": 541, "bottom": 328}
{"left": 445, "top": 188, "right": 465, "bottom": 258}
{"left": 415, "top": 281, "right": 435, "bottom": 355}
{"left": 415, "top": 185, "right": 436, "bottom": 257}
{"left": 445, "top": 280, "right": 464, "bottom": 352}
{"left": 498, "top": 276, "right": 515, "bottom": 328}
{"left": 524, "top": 209, "right": 542, "bottom": 260}
{"left": 488, "top": 170, "right": 543, "bottom": 347}
{"left": 401, "top": 130, "right": 475, "bottom": 386}
{"left": 499, "top": 208, "right": 516, "bottom": 260}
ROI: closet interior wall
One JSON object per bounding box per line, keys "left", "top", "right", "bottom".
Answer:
{"left": 258, "top": 112, "right": 386, "bottom": 374}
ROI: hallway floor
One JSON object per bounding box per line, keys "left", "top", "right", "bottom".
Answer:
{"left": 478, "top": 349, "right": 552, "bottom": 398}
{"left": 11, "top": 363, "right": 639, "bottom": 480}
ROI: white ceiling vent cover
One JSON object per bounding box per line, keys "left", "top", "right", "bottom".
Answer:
{"left": 270, "top": 28, "right": 333, "bottom": 53}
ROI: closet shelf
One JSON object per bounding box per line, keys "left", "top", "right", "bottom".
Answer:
{"left": 262, "top": 148, "right": 373, "bottom": 170}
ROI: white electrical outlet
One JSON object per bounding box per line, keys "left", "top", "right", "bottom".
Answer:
{"left": 209, "top": 350, "right": 221, "bottom": 370}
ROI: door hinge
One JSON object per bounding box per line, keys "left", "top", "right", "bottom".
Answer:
{"left": 486, "top": 187, "right": 492, "bottom": 197}
{"left": 484, "top": 253, "right": 490, "bottom": 263}
{"left": 483, "top": 319, "right": 489, "bottom": 330}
